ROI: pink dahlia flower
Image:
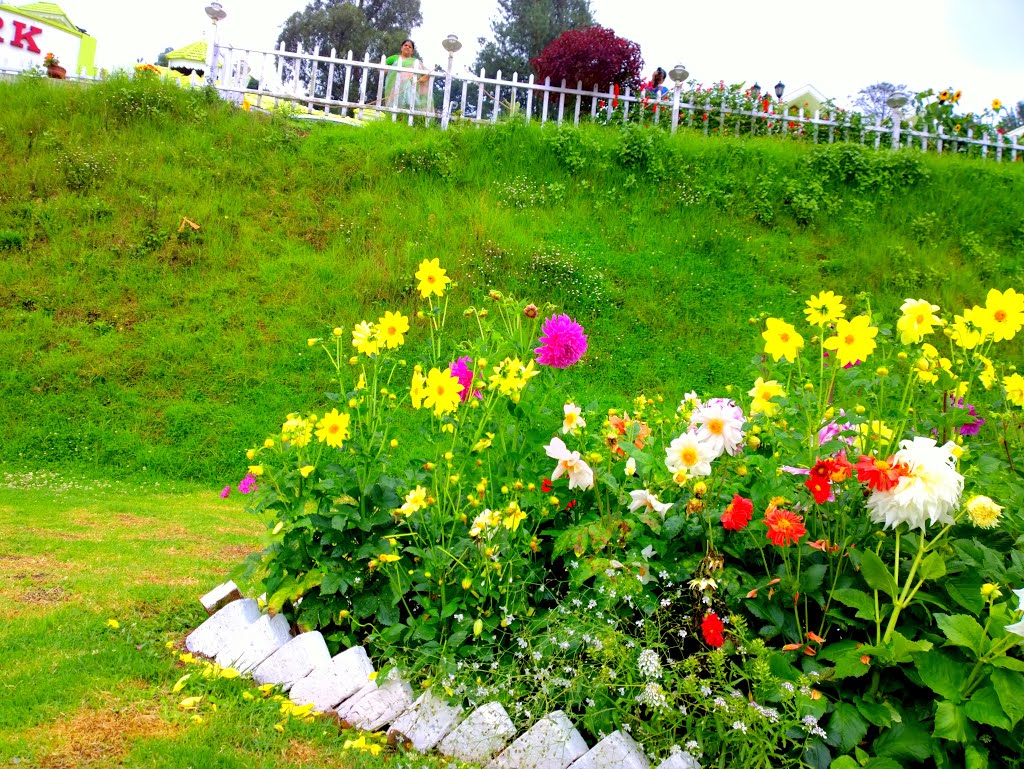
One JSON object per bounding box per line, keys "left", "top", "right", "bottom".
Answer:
{"left": 449, "top": 356, "right": 480, "bottom": 402}
{"left": 535, "top": 314, "right": 587, "bottom": 368}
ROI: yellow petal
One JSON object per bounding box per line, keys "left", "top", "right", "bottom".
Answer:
{"left": 172, "top": 674, "right": 191, "bottom": 693}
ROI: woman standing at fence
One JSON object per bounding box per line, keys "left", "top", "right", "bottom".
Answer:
{"left": 384, "top": 39, "right": 429, "bottom": 111}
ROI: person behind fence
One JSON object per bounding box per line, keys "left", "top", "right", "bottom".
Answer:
{"left": 384, "top": 39, "right": 429, "bottom": 111}
{"left": 643, "top": 67, "right": 668, "bottom": 101}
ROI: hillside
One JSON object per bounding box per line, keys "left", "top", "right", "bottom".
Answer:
{"left": 1, "top": 74, "right": 1022, "bottom": 481}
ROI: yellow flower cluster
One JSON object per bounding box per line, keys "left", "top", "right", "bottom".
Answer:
{"left": 351, "top": 311, "right": 410, "bottom": 356}
{"left": 487, "top": 357, "right": 540, "bottom": 396}
{"left": 281, "top": 413, "right": 313, "bottom": 447}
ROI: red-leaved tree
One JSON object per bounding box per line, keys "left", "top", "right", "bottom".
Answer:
{"left": 530, "top": 25, "right": 643, "bottom": 91}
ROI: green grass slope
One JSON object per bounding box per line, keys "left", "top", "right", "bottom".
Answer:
{"left": 1, "top": 74, "right": 1022, "bottom": 482}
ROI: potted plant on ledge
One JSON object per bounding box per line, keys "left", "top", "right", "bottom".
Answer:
{"left": 44, "top": 52, "right": 66, "bottom": 79}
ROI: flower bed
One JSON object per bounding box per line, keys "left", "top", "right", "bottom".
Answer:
{"left": 229, "top": 263, "right": 1024, "bottom": 767}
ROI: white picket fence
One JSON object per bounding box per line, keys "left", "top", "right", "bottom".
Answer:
{"left": 4, "top": 43, "right": 1021, "bottom": 162}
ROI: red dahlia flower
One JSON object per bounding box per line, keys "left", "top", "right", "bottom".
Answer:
{"left": 764, "top": 506, "right": 807, "bottom": 547}
{"left": 720, "top": 494, "right": 753, "bottom": 530}
{"left": 854, "top": 455, "right": 908, "bottom": 492}
{"left": 701, "top": 612, "right": 725, "bottom": 648}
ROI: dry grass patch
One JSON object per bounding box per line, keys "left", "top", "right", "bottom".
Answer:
{"left": 33, "top": 702, "right": 177, "bottom": 768}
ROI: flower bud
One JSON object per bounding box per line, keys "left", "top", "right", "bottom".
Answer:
{"left": 307, "top": 338, "right": 318, "bottom": 347}
{"left": 390, "top": 439, "right": 398, "bottom": 448}
{"left": 473, "top": 618, "right": 483, "bottom": 636}
{"left": 246, "top": 449, "right": 257, "bottom": 460}
{"left": 524, "top": 304, "right": 538, "bottom": 318}
{"left": 692, "top": 481, "right": 708, "bottom": 497}
{"left": 462, "top": 577, "right": 472, "bottom": 590}
{"left": 747, "top": 435, "right": 761, "bottom": 449}
{"left": 854, "top": 405, "right": 866, "bottom": 415}
{"left": 876, "top": 367, "right": 889, "bottom": 376}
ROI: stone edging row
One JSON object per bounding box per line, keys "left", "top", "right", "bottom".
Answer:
{"left": 187, "top": 581, "right": 701, "bottom": 769}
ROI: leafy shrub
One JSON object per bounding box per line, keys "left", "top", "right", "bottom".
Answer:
{"left": 530, "top": 25, "right": 642, "bottom": 91}
{"left": 544, "top": 125, "right": 599, "bottom": 174}
{"left": 616, "top": 124, "right": 667, "bottom": 179}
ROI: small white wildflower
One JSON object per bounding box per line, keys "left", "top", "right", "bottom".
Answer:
{"left": 731, "top": 720, "right": 748, "bottom": 733}
{"left": 637, "top": 649, "right": 663, "bottom": 680}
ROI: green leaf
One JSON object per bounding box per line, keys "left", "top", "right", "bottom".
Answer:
{"left": 933, "top": 701, "right": 971, "bottom": 743}
{"left": 855, "top": 698, "right": 896, "bottom": 727}
{"left": 662, "top": 514, "right": 684, "bottom": 539}
{"left": 320, "top": 571, "right": 344, "bottom": 596}
{"left": 800, "top": 563, "right": 828, "bottom": 594}
{"left": 874, "top": 717, "right": 934, "bottom": 760}
{"left": 990, "top": 655, "right": 1024, "bottom": 672}
{"left": 829, "top": 758, "right": 859, "bottom": 769}
{"left": 934, "top": 614, "right": 985, "bottom": 655}
{"left": 964, "top": 742, "right": 990, "bottom": 769}
{"left": 859, "top": 548, "right": 898, "bottom": 598}
{"left": 863, "top": 760, "right": 903, "bottom": 769}
{"left": 914, "top": 649, "right": 966, "bottom": 702}
{"left": 887, "top": 631, "right": 933, "bottom": 663}
{"left": 945, "top": 574, "right": 985, "bottom": 614}
{"left": 803, "top": 739, "right": 831, "bottom": 769}
{"left": 991, "top": 667, "right": 1024, "bottom": 726}
{"left": 826, "top": 702, "right": 869, "bottom": 753}
{"left": 919, "top": 551, "right": 947, "bottom": 580}
{"left": 831, "top": 588, "right": 876, "bottom": 619}
{"left": 963, "top": 684, "right": 1011, "bottom": 730}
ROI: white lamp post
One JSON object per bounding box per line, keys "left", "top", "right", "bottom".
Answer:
{"left": 886, "top": 93, "right": 909, "bottom": 149}
{"left": 440, "top": 34, "right": 462, "bottom": 130}
{"left": 668, "top": 64, "right": 689, "bottom": 134}
{"left": 204, "top": 2, "right": 226, "bottom": 86}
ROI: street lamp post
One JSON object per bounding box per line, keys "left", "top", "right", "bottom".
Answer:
{"left": 886, "top": 93, "right": 908, "bottom": 149}
{"left": 204, "top": 2, "right": 226, "bottom": 87}
{"left": 440, "top": 34, "right": 462, "bottom": 130}
{"left": 668, "top": 64, "right": 689, "bottom": 134}
{"left": 771, "top": 81, "right": 785, "bottom": 135}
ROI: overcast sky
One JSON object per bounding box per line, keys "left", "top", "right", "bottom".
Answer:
{"left": 63, "top": 0, "right": 1023, "bottom": 115}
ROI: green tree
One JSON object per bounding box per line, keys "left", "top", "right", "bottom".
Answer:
{"left": 156, "top": 47, "right": 172, "bottom": 67}
{"left": 277, "top": 0, "right": 422, "bottom": 63}
{"left": 472, "top": 0, "right": 594, "bottom": 78}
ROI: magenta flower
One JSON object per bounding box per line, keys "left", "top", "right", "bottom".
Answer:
{"left": 535, "top": 314, "right": 587, "bottom": 368}
{"left": 219, "top": 486, "right": 231, "bottom": 498}
{"left": 238, "top": 473, "right": 258, "bottom": 495}
{"left": 948, "top": 396, "right": 985, "bottom": 436}
{"left": 449, "top": 356, "right": 480, "bottom": 402}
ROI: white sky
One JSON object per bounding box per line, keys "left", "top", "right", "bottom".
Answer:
{"left": 62, "top": 0, "right": 1023, "bottom": 114}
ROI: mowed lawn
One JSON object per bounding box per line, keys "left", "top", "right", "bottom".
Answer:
{"left": 0, "top": 470, "right": 454, "bottom": 768}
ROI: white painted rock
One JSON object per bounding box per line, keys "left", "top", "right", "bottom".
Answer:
{"left": 289, "top": 646, "right": 374, "bottom": 712}
{"left": 214, "top": 612, "right": 292, "bottom": 672}
{"left": 657, "top": 751, "right": 701, "bottom": 769}
{"left": 389, "top": 690, "right": 465, "bottom": 751}
{"left": 338, "top": 676, "right": 414, "bottom": 732}
{"left": 488, "top": 710, "right": 589, "bottom": 769}
{"left": 252, "top": 631, "right": 332, "bottom": 691}
{"left": 200, "top": 580, "right": 243, "bottom": 615}
{"left": 437, "top": 701, "right": 516, "bottom": 765}
{"left": 569, "top": 730, "right": 650, "bottom": 769}
{"left": 185, "top": 598, "right": 260, "bottom": 657}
